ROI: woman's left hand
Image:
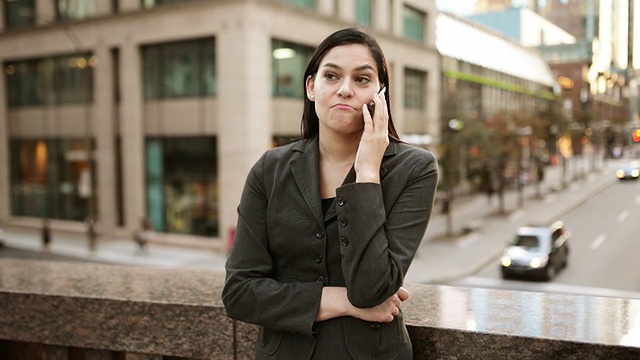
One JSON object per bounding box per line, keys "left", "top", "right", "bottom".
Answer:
{"left": 355, "top": 88, "right": 389, "bottom": 184}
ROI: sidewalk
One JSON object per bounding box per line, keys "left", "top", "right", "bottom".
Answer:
{"left": 0, "top": 158, "right": 621, "bottom": 284}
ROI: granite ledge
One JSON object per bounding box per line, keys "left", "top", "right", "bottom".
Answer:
{"left": 1, "top": 258, "right": 639, "bottom": 359}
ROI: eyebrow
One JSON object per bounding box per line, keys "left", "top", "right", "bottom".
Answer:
{"left": 321, "top": 62, "right": 376, "bottom": 72}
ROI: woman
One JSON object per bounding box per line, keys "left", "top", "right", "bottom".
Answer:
{"left": 222, "top": 27, "right": 438, "bottom": 359}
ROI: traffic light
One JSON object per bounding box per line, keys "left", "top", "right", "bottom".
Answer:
{"left": 633, "top": 129, "right": 640, "bottom": 143}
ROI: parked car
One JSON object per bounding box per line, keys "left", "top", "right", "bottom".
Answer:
{"left": 500, "top": 221, "right": 570, "bottom": 281}
{"left": 616, "top": 162, "right": 640, "bottom": 180}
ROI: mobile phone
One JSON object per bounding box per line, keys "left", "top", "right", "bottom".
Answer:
{"left": 367, "top": 87, "right": 386, "bottom": 116}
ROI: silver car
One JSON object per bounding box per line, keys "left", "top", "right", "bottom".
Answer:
{"left": 500, "top": 221, "right": 570, "bottom": 281}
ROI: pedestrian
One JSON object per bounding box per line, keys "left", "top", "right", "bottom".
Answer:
{"left": 41, "top": 219, "right": 51, "bottom": 251}
{"left": 86, "top": 217, "right": 97, "bottom": 251}
{"left": 222, "top": 27, "right": 439, "bottom": 359}
{"left": 133, "top": 217, "right": 153, "bottom": 254}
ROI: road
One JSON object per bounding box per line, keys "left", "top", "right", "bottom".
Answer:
{"left": 450, "top": 177, "right": 640, "bottom": 298}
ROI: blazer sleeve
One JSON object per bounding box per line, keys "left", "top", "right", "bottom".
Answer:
{"left": 335, "top": 148, "right": 438, "bottom": 308}
{"left": 222, "top": 152, "right": 323, "bottom": 337}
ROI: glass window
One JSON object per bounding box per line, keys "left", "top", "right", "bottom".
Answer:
{"left": 145, "top": 137, "right": 219, "bottom": 237}
{"left": 279, "top": 0, "right": 315, "bottom": 9}
{"left": 5, "top": 53, "right": 94, "bottom": 108}
{"left": 53, "top": 53, "right": 94, "bottom": 104}
{"left": 4, "top": 0, "right": 35, "bottom": 29}
{"left": 56, "top": 0, "right": 97, "bottom": 21}
{"left": 355, "top": 0, "right": 372, "bottom": 27}
{"left": 10, "top": 139, "right": 95, "bottom": 221}
{"left": 272, "top": 39, "right": 314, "bottom": 98}
{"left": 142, "top": 38, "right": 216, "bottom": 100}
{"left": 5, "top": 60, "right": 44, "bottom": 107}
{"left": 403, "top": 6, "right": 425, "bottom": 43}
{"left": 404, "top": 68, "right": 426, "bottom": 109}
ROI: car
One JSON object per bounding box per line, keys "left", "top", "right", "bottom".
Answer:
{"left": 500, "top": 221, "right": 570, "bottom": 281}
{"left": 616, "top": 162, "right": 640, "bottom": 180}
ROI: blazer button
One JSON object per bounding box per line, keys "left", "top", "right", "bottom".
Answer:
{"left": 341, "top": 237, "right": 349, "bottom": 246}
{"left": 339, "top": 217, "right": 348, "bottom": 227}
{"left": 370, "top": 323, "right": 381, "bottom": 330}
{"left": 314, "top": 255, "right": 323, "bottom": 264}
{"left": 315, "top": 231, "right": 324, "bottom": 239}
{"left": 316, "top": 275, "right": 324, "bottom": 283}
{"left": 337, "top": 197, "right": 345, "bottom": 206}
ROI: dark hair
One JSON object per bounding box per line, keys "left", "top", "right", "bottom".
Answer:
{"left": 300, "top": 27, "right": 400, "bottom": 141}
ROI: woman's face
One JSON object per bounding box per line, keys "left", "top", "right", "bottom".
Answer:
{"left": 306, "top": 44, "right": 382, "bottom": 137}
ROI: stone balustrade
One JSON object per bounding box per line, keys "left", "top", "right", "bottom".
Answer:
{"left": 1, "top": 259, "right": 639, "bottom": 359}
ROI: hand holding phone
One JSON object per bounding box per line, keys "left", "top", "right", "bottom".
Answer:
{"left": 367, "top": 87, "right": 386, "bottom": 117}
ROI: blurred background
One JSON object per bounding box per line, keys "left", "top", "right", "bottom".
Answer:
{"left": 0, "top": 0, "right": 638, "bottom": 251}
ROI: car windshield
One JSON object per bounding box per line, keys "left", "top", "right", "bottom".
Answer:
{"left": 513, "top": 235, "right": 540, "bottom": 249}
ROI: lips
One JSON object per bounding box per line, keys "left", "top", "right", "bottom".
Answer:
{"left": 332, "top": 104, "right": 357, "bottom": 111}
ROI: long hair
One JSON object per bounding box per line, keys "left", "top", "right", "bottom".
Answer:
{"left": 300, "top": 27, "right": 400, "bottom": 141}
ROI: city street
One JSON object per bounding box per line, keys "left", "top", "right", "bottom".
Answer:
{"left": 449, "top": 174, "right": 640, "bottom": 299}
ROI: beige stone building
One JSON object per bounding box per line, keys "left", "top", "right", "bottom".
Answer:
{"left": 0, "top": 0, "right": 440, "bottom": 250}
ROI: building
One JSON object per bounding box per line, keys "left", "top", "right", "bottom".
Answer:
{"left": 0, "top": 0, "right": 440, "bottom": 249}
{"left": 436, "top": 12, "right": 558, "bottom": 197}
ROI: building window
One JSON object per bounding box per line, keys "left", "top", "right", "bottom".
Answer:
{"left": 5, "top": 60, "right": 43, "bottom": 107}
{"left": 355, "top": 0, "right": 372, "bottom": 27}
{"left": 142, "top": 0, "right": 193, "bottom": 8}
{"left": 142, "top": 38, "right": 216, "bottom": 100}
{"left": 5, "top": 53, "right": 94, "bottom": 108}
{"left": 146, "top": 137, "right": 218, "bottom": 237}
{"left": 279, "top": 0, "right": 316, "bottom": 9}
{"left": 4, "top": 0, "right": 35, "bottom": 29}
{"left": 54, "top": 54, "right": 95, "bottom": 103}
{"left": 10, "top": 139, "right": 95, "bottom": 221}
{"left": 403, "top": 6, "right": 425, "bottom": 43}
{"left": 56, "top": 0, "right": 97, "bottom": 21}
{"left": 272, "top": 39, "right": 314, "bottom": 98}
{"left": 404, "top": 68, "right": 426, "bottom": 109}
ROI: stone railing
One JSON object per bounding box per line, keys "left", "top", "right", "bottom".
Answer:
{"left": 1, "top": 259, "right": 639, "bottom": 359}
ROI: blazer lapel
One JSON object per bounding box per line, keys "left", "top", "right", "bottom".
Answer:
{"left": 289, "top": 139, "right": 397, "bottom": 225}
{"left": 290, "top": 138, "right": 324, "bottom": 226}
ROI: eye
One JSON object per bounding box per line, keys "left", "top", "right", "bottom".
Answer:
{"left": 323, "top": 72, "right": 338, "bottom": 81}
{"left": 355, "top": 76, "right": 371, "bottom": 84}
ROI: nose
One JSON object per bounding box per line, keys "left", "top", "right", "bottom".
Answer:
{"left": 337, "top": 80, "right": 354, "bottom": 98}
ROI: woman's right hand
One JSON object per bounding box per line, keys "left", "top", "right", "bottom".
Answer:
{"left": 349, "top": 287, "right": 410, "bottom": 323}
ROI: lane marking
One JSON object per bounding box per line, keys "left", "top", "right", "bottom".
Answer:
{"left": 590, "top": 234, "right": 606, "bottom": 250}
{"left": 618, "top": 210, "right": 629, "bottom": 222}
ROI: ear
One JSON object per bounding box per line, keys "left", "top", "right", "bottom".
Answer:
{"left": 305, "top": 75, "right": 315, "bottom": 101}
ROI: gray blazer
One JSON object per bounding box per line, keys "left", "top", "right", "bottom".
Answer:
{"left": 223, "top": 137, "right": 438, "bottom": 359}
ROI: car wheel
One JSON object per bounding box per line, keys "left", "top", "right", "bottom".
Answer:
{"left": 501, "top": 269, "right": 510, "bottom": 279}
{"left": 545, "top": 264, "right": 556, "bottom": 281}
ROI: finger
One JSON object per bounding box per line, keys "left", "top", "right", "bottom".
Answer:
{"left": 374, "top": 88, "right": 388, "bottom": 131}
{"left": 397, "top": 287, "right": 410, "bottom": 301}
{"left": 362, "top": 104, "right": 373, "bottom": 132}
